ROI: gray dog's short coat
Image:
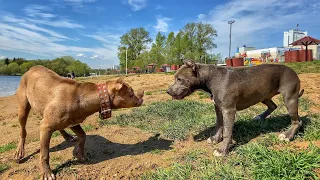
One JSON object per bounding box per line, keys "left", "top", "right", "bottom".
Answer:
{"left": 167, "top": 60, "right": 304, "bottom": 156}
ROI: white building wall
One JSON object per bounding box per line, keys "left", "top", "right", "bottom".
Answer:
{"left": 283, "top": 29, "right": 308, "bottom": 47}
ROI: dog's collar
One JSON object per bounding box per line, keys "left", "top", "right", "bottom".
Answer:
{"left": 97, "top": 84, "right": 112, "bottom": 119}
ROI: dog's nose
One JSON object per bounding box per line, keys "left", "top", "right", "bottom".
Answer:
{"left": 166, "top": 90, "right": 170, "bottom": 95}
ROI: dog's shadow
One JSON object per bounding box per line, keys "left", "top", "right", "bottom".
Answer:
{"left": 21, "top": 134, "right": 172, "bottom": 174}
{"left": 193, "top": 115, "right": 311, "bottom": 145}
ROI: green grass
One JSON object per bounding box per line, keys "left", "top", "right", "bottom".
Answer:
{"left": 101, "top": 97, "right": 316, "bottom": 142}
{"left": 101, "top": 100, "right": 216, "bottom": 140}
{"left": 197, "top": 91, "right": 211, "bottom": 99}
{"left": 145, "top": 91, "right": 153, "bottom": 95}
{"left": 284, "top": 60, "right": 320, "bottom": 74}
{"left": 0, "top": 142, "right": 17, "bottom": 153}
{"left": 142, "top": 143, "right": 320, "bottom": 180}
{"left": 101, "top": 97, "right": 319, "bottom": 179}
{"left": 302, "top": 113, "right": 320, "bottom": 141}
{"left": 238, "top": 143, "right": 320, "bottom": 180}
{"left": 0, "top": 163, "right": 10, "bottom": 173}
{"left": 52, "top": 124, "right": 95, "bottom": 138}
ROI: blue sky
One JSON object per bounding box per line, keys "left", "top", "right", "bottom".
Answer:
{"left": 0, "top": 0, "right": 319, "bottom": 68}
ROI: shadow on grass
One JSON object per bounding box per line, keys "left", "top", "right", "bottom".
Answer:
{"left": 193, "top": 115, "right": 310, "bottom": 146}
{"left": 20, "top": 134, "right": 173, "bottom": 174}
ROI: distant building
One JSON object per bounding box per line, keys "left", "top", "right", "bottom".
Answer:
{"left": 235, "top": 46, "right": 300, "bottom": 62}
{"left": 112, "top": 65, "right": 120, "bottom": 70}
{"left": 237, "top": 45, "right": 255, "bottom": 54}
{"left": 283, "top": 27, "right": 307, "bottom": 47}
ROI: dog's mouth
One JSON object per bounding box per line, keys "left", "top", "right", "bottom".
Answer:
{"left": 136, "top": 98, "right": 144, "bottom": 106}
{"left": 171, "top": 90, "right": 190, "bottom": 100}
{"left": 172, "top": 96, "right": 183, "bottom": 100}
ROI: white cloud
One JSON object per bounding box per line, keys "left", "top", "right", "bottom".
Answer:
{"left": 24, "top": 5, "right": 56, "bottom": 18}
{"left": 76, "top": 53, "right": 85, "bottom": 57}
{"left": 0, "top": 55, "right": 6, "bottom": 59}
{"left": 90, "top": 55, "right": 98, "bottom": 59}
{"left": 22, "top": 4, "right": 84, "bottom": 28}
{"left": 85, "top": 33, "right": 121, "bottom": 46}
{"left": 0, "top": 11, "right": 119, "bottom": 68}
{"left": 153, "top": 17, "right": 172, "bottom": 32}
{"left": 198, "top": 14, "right": 205, "bottom": 19}
{"left": 128, "top": 0, "right": 147, "bottom": 11}
{"left": 27, "top": 18, "right": 84, "bottom": 29}
{"left": 62, "top": 0, "right": 97, "bottom": 8}
{"left": 198, "top": 0, "right": 320, "bottom": 58}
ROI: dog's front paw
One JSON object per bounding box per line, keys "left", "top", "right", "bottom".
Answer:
{"left": 278, "top": 133, "right": 290, "bottom": 142}
{"left": 41, "top": 169, "right": 55, "bottom": 180}
{"left": 207, "top": 136, "right": 222, "bottom": 145}
{"left": 14, "top": 146, "right": 24, "bottom": 163}
{"left": 213, "top": 149, "right": 228, "bottom": 157}
{"left": 213, "top": 150, "right": 223, "bottom": 157}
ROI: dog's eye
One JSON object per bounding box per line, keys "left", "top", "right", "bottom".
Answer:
{"left": 177, "top": 78, "right": 182, "bottom": 82}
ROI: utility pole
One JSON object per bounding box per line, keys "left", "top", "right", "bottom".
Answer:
{"left": 125, "top": 46, "right": 128, "bottom": 75}
{"left": 228, "top": 20, "right": 235, "bottom": 58}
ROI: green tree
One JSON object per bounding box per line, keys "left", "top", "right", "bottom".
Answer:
{"left": 7, "top": 62, "right": 20, "bottom": 75}
{"left": 0, "top": 60, "right": 5, "bottom": 67}
{"left": 15, "top": 58, "right": 27, "bottom": 66}
{"left": 50, "top": 58, "right": 69, "bottom": 76}
{"left": 61, "top": 56, "right": 76, "bottom": 64}
{"left": 180, "top": 22, "right": 217, "bottom": 62}
{"left": 134, "top": 51, "right": 151, "bottom": 70}
{"left": 195, "top": 23, "right": 217, "bottom": 63}
{"left": 4, "top": 58, "right": 10, "bottom": 65}
{"left": 0, "top": 65, "right": 9, "bottom": 75}
{"left": 149, "top": 32, "right": 166, "bottom": 65}
{"left": 165, "top": 32, "right": 175, "bottom": 64}
{"left": 66, "top": 60, "right": 91, "bottom": 77}
{"left": 118, "top": 27, "right": 152, "bottom": 69}
{"left": 20, "top": 61, "right": 36, "bottom": 73}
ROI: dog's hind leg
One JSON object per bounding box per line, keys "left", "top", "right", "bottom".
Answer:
{"left": 207, "top": 105, "right": 223, "bottom": 144}
{"left": 70, "top": 125, "right": 86, "bottom": 161}
{"left": 279, "top": 93, "right": 302, "bottom": 142}
{"left": 14, "top": 91, "right": 31, "bottom": 162}
{"left": 253, "top": 99, "right": 277, "bottom": 120}
{"left": 60, "top": 130, "right": 78, "bottom": 142}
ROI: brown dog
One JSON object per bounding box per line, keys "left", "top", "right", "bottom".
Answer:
{"left": 167, "top": 60, "right": 304, "bottom": 156}
{"left": 14, "top": 65, "right": 144, "bottom": 180}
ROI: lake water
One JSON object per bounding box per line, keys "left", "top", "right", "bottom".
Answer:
{"left": 0, "top": 76, "right": 21, "bottom": 97}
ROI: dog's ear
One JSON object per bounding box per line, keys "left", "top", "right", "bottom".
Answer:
{"left": 183, "top": 59, "right": 198, "bottom": 72}
{"left": 116, "top": 77, "right": 125, "bottom": 84}
{"left": 114, "top": 82, "right": 123, "bottom": 91}
{"left": 114, "top": 78, "right": 124, "bottom": 90}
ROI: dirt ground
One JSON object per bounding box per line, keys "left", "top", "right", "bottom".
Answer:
{"left": 0, "top": 73, "right": 319, "bottom": 179}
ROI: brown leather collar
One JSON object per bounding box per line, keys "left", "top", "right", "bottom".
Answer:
{"left": 97, "top": 84, "right": 112, "bottom": 119}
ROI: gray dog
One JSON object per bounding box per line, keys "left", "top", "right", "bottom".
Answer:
{"left": 167, "top": 60, "right": 304, "bottom": 156}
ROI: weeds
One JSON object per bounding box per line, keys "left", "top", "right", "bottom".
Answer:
{"left": 284, "top": 61, "right": 320, "bottom": 74}
{"left": 0, "top": 163, "right": 10, "bottom": 173}
{"left": 142, "top": 143, "right": 320, "bottom": 180}
{"left": 0, "top": 142, "right": 17, "bottom": 153}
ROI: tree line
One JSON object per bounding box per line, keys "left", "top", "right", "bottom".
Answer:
{"left": 0, "top": 56, "right": 91, "bottom": 76}
{"left": 118, "top": 22, "right": 222, "bottom": 69}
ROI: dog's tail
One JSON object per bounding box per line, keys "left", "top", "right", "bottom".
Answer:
{"left": 298, "top": 89, "right": 304, "bottom": 98}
